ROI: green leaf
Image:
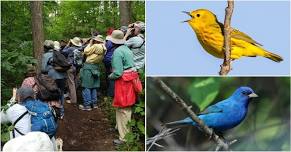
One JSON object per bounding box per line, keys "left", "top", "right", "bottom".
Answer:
{"left": 137, "top": 121, "right": 145, "bottom": 135}
{"left": 1, "top": 132, "right": 10, "bottom": 142}
{"left": 134, "top": 107, "right": 143, "bottom": 113}
{"left": 124, "top": 132, "right": 135, "bottom": 143}
{"left": 188, "top": 78, "right": 220, "bottom": 111}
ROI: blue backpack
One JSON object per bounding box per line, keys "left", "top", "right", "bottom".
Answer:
{"left": 24, "top": 99, "right": 57, "bottom": 138}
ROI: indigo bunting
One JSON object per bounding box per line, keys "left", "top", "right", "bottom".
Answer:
{"left": 166, "top": 86, "right": 258, "bottom": 132}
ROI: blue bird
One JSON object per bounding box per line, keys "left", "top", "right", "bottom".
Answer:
{"left": 165, "top": 86, "right": 258, "bottom": 132}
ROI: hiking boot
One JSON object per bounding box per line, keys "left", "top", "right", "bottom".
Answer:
{"left": 66, "top": 100, "right": 71, "bottom": 104}
{"left": 59, "top": 115, "right": 64, "bottom": 120}
{"left": 64, "top": 93, "right": 69, "bottom": 99}
{"left": 78, "top": 105, "right": 92, "bottom": 111}
{"left": 113, "top": 139, "right": 125, "bottom": 145}
{"left": 92, "top": 104, "right": 98, "bottom": 109}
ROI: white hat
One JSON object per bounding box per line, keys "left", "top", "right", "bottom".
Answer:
{"left": 92, "top": 35, "right": 105, "bottom": 43}
{"left": 44, "top": 40, "right": 54, "bottom": 48}
{"left": 70, "top": 37, "right": 82, "bottom": 47}
{"left": 53, "top": 41, "right": 60, "bottom": 51}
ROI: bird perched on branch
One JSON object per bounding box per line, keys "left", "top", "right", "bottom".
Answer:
{"left": 165, "top": 87, "right": 258, "bottom": 132}
{"left": 182, "top": 9, "right": 283, "bottom": 62}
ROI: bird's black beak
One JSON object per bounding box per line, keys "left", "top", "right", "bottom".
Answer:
{"left": 248, "top": 93, "right": 259, "bottom": 98}
{"left": 182, "top": 11, "right": 191, "bottom": 23}
{"left": 182, "top": 11, "right": 191, "bottom": 17}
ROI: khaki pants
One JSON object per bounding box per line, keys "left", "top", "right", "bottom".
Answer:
{"left": 116, "top": 107, "right": 132, "bottom": 141}
{"left": 67, "top": 67, "right": 77, "bottom": 103}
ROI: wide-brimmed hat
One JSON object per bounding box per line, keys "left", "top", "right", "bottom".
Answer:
{"left": 107, "top": 30, "right": 125, "bottom": 44}
{"left": 43, "top": 40, "right": 54, "bottom": 49}
{"left": 134, "top": 21, "right": 145, "bottom": 31}
{"left": 92, "top": 35, "right": 104, "bottom": 43}
{"left": 53, "top": 41, "right": 61, "bottom": 51}
{"left": 16, "top": 87, "right": 34, "bottom": 102}
{"left": 105, "top": 35, "right": 110, "bottom": 41}
{"left": 70, "top": 37, "right": 82, "bottom": 47}
{"left": 81, "top": 38, "right": 90, "bottom": 44}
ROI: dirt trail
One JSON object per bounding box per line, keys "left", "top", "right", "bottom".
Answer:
{"left": 55, "top": 102, "right": 116, "bottom": 151}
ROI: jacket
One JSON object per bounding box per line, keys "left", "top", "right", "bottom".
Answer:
{"left": 80, "top": 63, "right": 100, "bottom": 88}
{"left": 113, "top": 70, "right": 139, "bottom": 108}
{"left": 41, "top": 50, "right": 66, "bottom": 80}
{"left": 61, "top": 46, "right": 85, "bottom": 65}
{"left": 83, "top": 44, "right": 106, "bottom": 64}
{"left": 125, "top": 35, "right": 145, "bottom": 69}
{"left": 109, "top": 45, "right": 135, "bottom": 80}
{"left": 103, "top": 40, "right": 115, "bottom": 68}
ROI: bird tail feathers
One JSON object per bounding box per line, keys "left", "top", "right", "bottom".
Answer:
{"left": 264, "top": 50, "right": 283, "bottom": 62}
{"left": 164, "top": 117, "right": 196, "bottom": 127}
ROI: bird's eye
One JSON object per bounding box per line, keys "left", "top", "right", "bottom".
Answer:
{"left": 196, "top": 14, "right": 200, "bottom": 17}
{"left": 242, "top": 91, "right": 248, "bottom": 95}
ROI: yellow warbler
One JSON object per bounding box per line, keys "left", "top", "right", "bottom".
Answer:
{"left": 183, "top": 9, "right": 283, "bottom": 62}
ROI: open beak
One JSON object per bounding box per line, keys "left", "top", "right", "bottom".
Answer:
{"left": 248, "top": 93, "right": 259, "bottom": 98}
{"left": 181, "top": 11, "right": 191, "bottom": 23}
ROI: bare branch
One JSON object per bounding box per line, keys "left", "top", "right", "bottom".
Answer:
{"left": 219, "top": 0, "right": 234, "bottom": 75}
{"left": 152, "top": 78, "right": 230, "bottom": 150}
{"left": 146, "top": 128, "right": 180, "bottom": 151}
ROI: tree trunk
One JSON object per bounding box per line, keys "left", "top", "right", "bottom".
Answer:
{"left": 119, "top": 1, "right": 131, "bottom": 26}
{"left": 30, "top": 1, "right": 44, "bottom": 73}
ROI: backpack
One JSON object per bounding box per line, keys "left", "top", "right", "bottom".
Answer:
{"left": 35, "top": 73, "right": 61, "bottom": 101}
{"left": 25, "top": 99, "right": 57, "bottom": 138}
{"left": 52, "top": 50, "right": 71, "bottom": 72}
{"left": 73, "top": 49, "right": 83, "bottom": 68}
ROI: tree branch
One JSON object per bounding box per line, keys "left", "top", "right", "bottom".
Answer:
{"left": 152, "top": 78, "right": 230, "bottom": 150}
{"left": 219, "top": 0, "right": 234, "bottom": 75}
{"left": 146, "top": 128, "right": 180, "bottom": 151}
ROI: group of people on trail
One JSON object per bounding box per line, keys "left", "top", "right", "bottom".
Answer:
{"left": 1, "top": 21, "right": 145, "bottom": 148}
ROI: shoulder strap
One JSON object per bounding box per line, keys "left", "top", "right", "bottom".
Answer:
{"left": 14, "top": 128, "right": 25, "bottom": 136}
{"left": 12, "top": 111, "right": 29, "bottom": 138}
{"left": 130, "top": 39, "right": 145, "bottom": 49}
{"left": 32, "top": 77, "right": 37, "bottom": 88}
{"left": 13, "top": 111, "right": 29, "bottom": 126}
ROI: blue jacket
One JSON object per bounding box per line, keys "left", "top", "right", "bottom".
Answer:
{"left": 103, "top": 40, "right": 115, "bottom": 68}
{"left": 41, "top": 50, "right": 66, "bottom": 80}
{"left": 61, "top": 46, "right": 85, "bottom": 65}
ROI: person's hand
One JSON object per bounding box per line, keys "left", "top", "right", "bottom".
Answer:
{"left": 12, "top": 88, "right": 17, "bottom": 98}
{"left": 126, "top": 28, "right": 134, "bottom": 36}
{"left": 66, "top": 41, "right": 71, "bottom": 47}
{"left": 128, "top": 23, "right": 134, "bottom": 28}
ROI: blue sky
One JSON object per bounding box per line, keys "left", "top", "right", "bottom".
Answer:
{"left": 146, "top": 1, "right": 290, "bottom": 76}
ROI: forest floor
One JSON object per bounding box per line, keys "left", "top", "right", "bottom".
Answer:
{"left": 55, "top": 101, "right": 117, "bottom": 151}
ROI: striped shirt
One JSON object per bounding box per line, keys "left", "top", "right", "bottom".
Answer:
{"left": 125, "top": 35, "right": 145, "bottom": 70}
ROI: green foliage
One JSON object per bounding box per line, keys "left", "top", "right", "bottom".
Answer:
{"left": 188, "top": 77, "right": 220, "bottom": 111}
{"left": 1, "top": 124, "right": 11, "bottom": 143}
{"left": 46, "top": 1, "right": 145, "bottom": 40}
{"left": 100, "top": 97, "right": 116, "bottom": 125}
{"left": 1, "top": 107, "right": 14, "bottom": 143}
{"left": 1, "top": 48, "right": 37, "bottom": 102}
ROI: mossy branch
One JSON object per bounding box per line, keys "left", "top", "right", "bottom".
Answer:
{"left": 219, "top": 0, "right": 234, "bottom": 75}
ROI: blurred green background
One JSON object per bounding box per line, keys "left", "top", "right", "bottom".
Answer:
{"left": 146, "top": 77, "right": 290, "bottom": 151}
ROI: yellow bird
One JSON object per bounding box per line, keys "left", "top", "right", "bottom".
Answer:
{"left": 183, "top": 9, "right": 283, "bottom": 62}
